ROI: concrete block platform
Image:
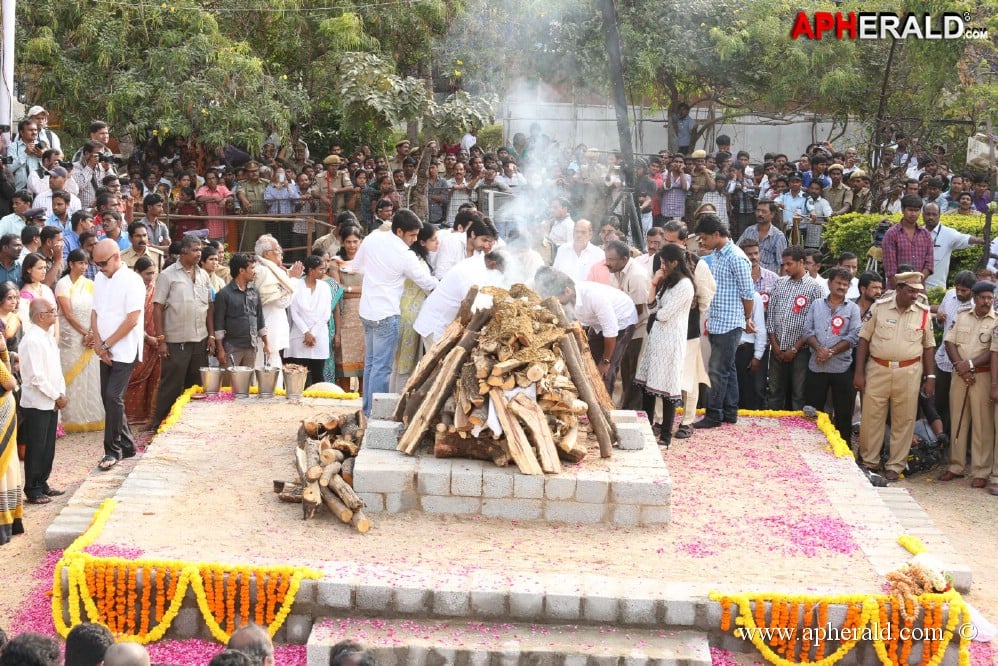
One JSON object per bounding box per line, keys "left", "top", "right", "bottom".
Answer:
{"left": 355, "top": 398, "right": 670, "bottom": 526}
{"left": 307, "top": 617, "right": 712, "bottom": 666}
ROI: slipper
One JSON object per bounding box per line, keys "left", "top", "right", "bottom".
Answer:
{"left": 97, "top": 455, "right": 119, "bottom": 471}
{"left": 26, "top": 495, "right": 51, "bottom": 504}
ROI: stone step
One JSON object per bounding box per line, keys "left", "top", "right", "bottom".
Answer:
{"left": 307, "top": 616, "right": 712, "bottom": 666}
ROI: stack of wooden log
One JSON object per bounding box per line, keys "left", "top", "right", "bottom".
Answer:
{"left": 273, "top": 410, "right": 372, "bottom": 533}
{"left": 393, "top": 285, "right": 618, "bottom": 475}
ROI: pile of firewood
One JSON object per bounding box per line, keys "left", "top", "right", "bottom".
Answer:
{"left": 393, "top": 285, "right": 618, "bottom": 474}
{"left": 273, "top": 411, "right": 371, "bottom": 533}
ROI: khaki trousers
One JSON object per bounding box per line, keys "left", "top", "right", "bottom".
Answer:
{"left": 859, "top": 362, "right": 921, "bottom": 473}
{"left": 947, "top": 374, "right": 995, "bottom": 479}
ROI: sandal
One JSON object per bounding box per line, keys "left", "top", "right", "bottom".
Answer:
{"left": 97, "top": 455, "right": 119, "bottom": 471}
{"left": 27, "top": 495, "right": 52, "bottom": 504}
{"left": 674, "top": 425, "right": 694, "bottom": 439}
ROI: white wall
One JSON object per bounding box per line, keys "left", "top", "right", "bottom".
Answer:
{"left": 498, "top": 101, "right": 867, "bottom": 161}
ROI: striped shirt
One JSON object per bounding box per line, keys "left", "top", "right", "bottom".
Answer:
{"left": 737, "top": 224, "right": 787, "bottom": 274}
{"left": 765, "top": 274, "right": 826, "bottom": 351}
{"left": 706, "top": 240, "right": 755, "bottom": 335}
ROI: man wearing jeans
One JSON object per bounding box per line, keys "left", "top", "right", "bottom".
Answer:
{"left": 693, "top": 214, "right": 756, "bottom": 428}
{"left": 353, "top": 209, "right": 437, "bottom": 414}
{"left": 87, "top": 239, "right": 145, "bottom": 471}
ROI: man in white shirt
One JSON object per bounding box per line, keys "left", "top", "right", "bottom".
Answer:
{"left": 434, "top": 209, "right": 480, "bottom": 278}
{"left": 922, "top": 202, "right": 983, "bottom": 289}
{"left": 32, "top": 167, "right": 81, "bottom": 217}
{"left": 354, "top": 209, "right": 438, "bottom": 415}
{"left": 553, "top": 219, "right": 605, "bottom": 283}
{"left": 605, "top": 240, "right": 651, "bottom": 410}
{"left": 545, "top": 197, "right": 575, "bottom": 252}
{"left": 536, "top": 267, "right": 638, "bottom": 395}
{"left": 19, "top": 299, "right": 68, "bottom": 503}
{"left": 86, "top": 239, "right": 146, "bottom": 470}
{"left": 434, "top": 215, "right": 498, "bottom": 279}
{"left": 635, "top": 227, "right": 663, "bottom": 274}
{"left": 414, "top": 251, "right": 506, "bottom": 347}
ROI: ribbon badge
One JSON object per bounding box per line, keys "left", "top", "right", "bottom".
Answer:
{"left": 761, "top": 292, "right": 770, "bottom": 308}
{"left": 831, "top": 315, "right": 844, "bottom": 335}
{"left": 792, "top": 295, "right": 808, "bottom": 314}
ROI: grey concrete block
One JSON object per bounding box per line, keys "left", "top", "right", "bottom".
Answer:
{"left": 574, "top": 470, "right": 609, "bottom": 503}
{"left": 481, "top": 498, "right": 543, "bottom": 521}
{"left": 296, "top": 578, "right": 318, "bottom": 605}
{"left": 363, "top": 419, "right": 404, "bottom": 449}
{"left": 317, "top": 579, "right": 353, "bottom": 609}
{"left": 610, "top": 409, "right": 641, "bottom": 424}
{"left": 610, "top": 503, "right": 640, "bottom": 526}
{"left": 432, "top": 588, "right": 471, "bottom": 616}
{"left": 583, "top": 594, "right": 620, "bottom": 623}
{"left": 356, "top": 583, "right": 393, "bottom": 611}
{"left": 509, "top": 577, "right": 545, "bottom": 620}
{"left": 417, "top": 457, "right": 452, "bottom": 495}
{"left": 384, "top": 490, "right": 419, "bottom": 512}
{"left": 544, "top": 475, "right": 576, "bottom": 500}
{"left": 481, "top": 464, "right": 515, "bottom": 498}
{"left": 545, "top": 501, "right": 606, "bottom": 524}
{"left": 451, "top": 459, "right": 484, "bottom": 496}
{"left": 621, "top": 597, "right": 658, "bottom": 625}
{"left": 545, "top": 592, "right": 582, "bottom": 621}
{"left": 353, "top": 451, "right": 416, "bottom": 493}
{"left": 616, "top": 422, "right": 646, "bottom": 450}
{"left": 663, "top": 599, "right": 696, "bottom": 626}
{"left": 420, "top": 495, "right": 481, "bottom": 515}
{"left": 470, "top": 589, "right": 507, "bottom": 618}
{"left": 371, "top": 393, "right": 400, "bottom": 419}
{"left": 356, "top": 492, "right": 385, "bottom": 512}
{"left": 172, "top": 607, "right": 201, "bottom": 638}
{"left": 513, "top": 473, "right": 544, "bottom": 499}
{"left": 285, "top": 614, "right": 312, "bottom": 645}
{"left": 639, "top": 505, "right": 671, "bottom": 525}
{"left": 610, "top": 473, "right": 671, "bottom": 505}
{"left": 395, "top": 586, "right": 431, "bottom": 614}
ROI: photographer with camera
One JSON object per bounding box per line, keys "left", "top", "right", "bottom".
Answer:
{"left": 26, "top": 106, "right": 61, "bottom": 153}
{"left": 72, "top": 141, "right": 104, "bottom": 210}
{"left": 9, "top": 119, "right": 47, "bottom": 191}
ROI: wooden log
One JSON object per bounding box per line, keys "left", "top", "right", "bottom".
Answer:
{"left": 350, "top": 510, "right": 372, "bottom": 534}
{"left": 397, "top": 308, "right": 493, "bottom": 454}
{"left": 488, "top": 388, "right": 543, "bottom": 475}
{"left": 440, "top": 396, "right": 456, "bottom": 428}
{"left": 526, "top": 364, "right": 546, "bottom": 382}
{"left": 330, "top": 473, "right": 365, "bottom": 510}
{"left": 403, "top": 364, "right": 442, "bottom": 426}
{"left": 456, "top": 286, "right": 480, "bottom": 325}
{"left": 473, "top": 353, "right": 496, "bottom": 379}
{"left": 319, "top": 461, "right": 343, "bottom": 487}
{"left": 434, "top": 430, "right": 510, "bottom": 466}
{"left": 329, "top": 439, "right": 360, "bottom": 457}
{"left": 294, "top": 446, "right": 321, "bottom": 519}
{"left": 508, "top": 393, "right": 562, "bottom": 474}
{"left": 273, "top": 480, "right": 301, "bottom": 493}
{"left": 393, "top": 319, "right": 465, "bottom": 421}
{"left": 478, "top": 380, "right": 491, "bottom": 395}
{"left": 319, "top": 485, "right": 353, "bottom": 522}
{"left": 541, "top": 296, "right": 615, "bottom": 412}
{"left": 492, "top": 359, "right": 527, "bottom": 376}
{"left": 515, "top": 372, "right": 532, "bottom": 388}
{"left": 467, "top": 405, "right": 488, "bottom": 428}
{"left": 338, "top": 410, "right": 361, "bottom": 440}
{"left": 320, "top": 449, "right": 345, "bottom": 465}
{"left": 278, "top": 489, "right": 304, "bottom": 503}
{"left": 304, "top": 437, "right": 321, "bottom": 467}
{"left": 340, "top": 456, "right": 356, "bottom": 486}
{"left": 486, "top": 375, "right": 506, "bottom": 387}
{"left": 557, "top": 333, "right": 615, "bottom": 458}
{"left": 556, "top": 425, "right": 587, "bottom": 463}
{"left": 460, "top": 363, "right": 479, "bottom": 406}
{"left": 501, "top": 376, "right": 515, "bottom": 390}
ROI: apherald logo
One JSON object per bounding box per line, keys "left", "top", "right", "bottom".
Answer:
{"left": 790, "top": 11, "right": 989, "bottom": 40}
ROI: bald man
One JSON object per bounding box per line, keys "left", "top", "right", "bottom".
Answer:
{"left": 227, "top": 624, "right": 275, "bottom": 666}
{"left": 552, "top": 219, "right": 606, "bottom": 283}
{"left": 85, "top": 238, "right": 146, "bottom": 471}
{"left": 102, "top": 642, "right": 150, "bottom": 666}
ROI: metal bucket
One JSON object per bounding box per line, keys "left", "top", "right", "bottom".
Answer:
{"left": 200, "top": 367, "right": 222, "bottom": 396}
{"left": 283, "top": 367, "right": 308, "bottom": 399}
{"left": 256, "top": 367, "right": 281, "bottom": 398}
{"left": 228, "top": 366, "right": 255, "bottom": 398}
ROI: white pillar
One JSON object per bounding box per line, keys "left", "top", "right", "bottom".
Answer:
{"left": 0, "top": 0, "right": 15, "bottom": 129}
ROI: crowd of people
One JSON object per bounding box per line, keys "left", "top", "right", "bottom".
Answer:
{"left": 0, "top": 622, "right": 375, "bottom": 666}
{"left": 0, "top": 105, "right": 995, "bottom": 600}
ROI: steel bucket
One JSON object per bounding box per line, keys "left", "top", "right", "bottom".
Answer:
{"left": 256, "top": 367, "right": 281, "bottom": 398}
{"left": 228, "top": 366, "right": 255, "bottom": 398}
{"left": 283, "top": 367, "right": 308, "bottom": 399}
{"left": 200, "top": 367, "right": 222, "bottom": 396}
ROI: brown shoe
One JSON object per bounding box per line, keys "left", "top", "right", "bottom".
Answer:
{"left": 883, "top": 470, "right": 901, "bottom": 482}
{"left": 971, "top": 478, "right": 987, "bottom": 489}
{"left": 937, "top": 471, "right": 965, "bottom": 482}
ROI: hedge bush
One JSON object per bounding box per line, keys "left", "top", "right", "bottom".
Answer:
{"left": 823, "top": 212, "right": 988, "bottom": 284}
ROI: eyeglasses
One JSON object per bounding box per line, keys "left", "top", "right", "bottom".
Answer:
{"left": 94, "top": 256, "right": 116, "bottom": 267}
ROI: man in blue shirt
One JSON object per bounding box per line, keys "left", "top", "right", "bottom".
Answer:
{"left": 694, "top": 214, "right": 756, "bottom": 428}
{"left": 0, "top": 234, "right": 23, "bottom": 287}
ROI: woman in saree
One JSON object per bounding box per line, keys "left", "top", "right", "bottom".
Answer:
{"left": 54, "top": 249, "right": 105, "bottom": 432}
{"left": 0, "top": 330, "right": 22, "bottom": 545}
{"left": 123, "top": 257, "right": 160, "bottom": 429}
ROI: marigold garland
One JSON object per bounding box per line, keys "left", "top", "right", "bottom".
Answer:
{"left": 53, "top": 499, "right": 322, "bottom": 644}
{"left": 671, "top": 409, "right": 853, "bottom": 458}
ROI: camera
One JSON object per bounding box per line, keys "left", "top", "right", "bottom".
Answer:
{"left": 58, "top": 160, "right": 72, "bottom": 169}
{"left": 871, "top": 219, "right": 892, "bottom": 248}
{"left": 35, "top": 140, "right": 47, "bottom": 151}
{"left": 1, "top": 156, "right": 12, "bottom": 165}
{"left": 98, "top": 153, "right": 110, "bottom": 162}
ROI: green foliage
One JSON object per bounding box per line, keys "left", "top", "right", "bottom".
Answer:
{"left": 475, "top": 124, "right": 505, "bottom": 151}
{"left": 824, "top": 212, "right": 988, "bottom": 284}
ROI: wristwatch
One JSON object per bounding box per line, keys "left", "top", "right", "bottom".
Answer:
{"left": 101, "top": 341, "right": 111, "bottom": 351}
{"left": 601, "top": 358, "right": 611, "bottom": 364}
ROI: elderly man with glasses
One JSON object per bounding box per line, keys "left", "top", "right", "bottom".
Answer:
{"left": 253, "top": 234, "right": 303, "bottom": 376}
{"left": 85, "top": 238, "right": 146, "bottom": 471}
{"left": 19, "top": 298, "right": 68, "bottom": 503}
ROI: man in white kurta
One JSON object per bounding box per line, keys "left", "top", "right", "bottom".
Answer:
{"left": 552, "top": 219, "right": 606, "bottom": 283}
{"left": 253, "top": 234, "right": 302, "bottom": 382}
{"left": 414, "top": 252, "right": 506, "bottom": 347}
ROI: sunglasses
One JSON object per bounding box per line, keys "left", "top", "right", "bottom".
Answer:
{"left": 94, "top": 256, "right": 115, "bottom": 267}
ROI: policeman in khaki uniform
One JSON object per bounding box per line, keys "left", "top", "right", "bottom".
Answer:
{"left": 853, "top": 272, "right": 936, "bottom": 481}
{"left": 940, "top": 281, "right": 997, "bottom": 488}
{"left": 311, "top": 155, "right": 354, "bottom": 218}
